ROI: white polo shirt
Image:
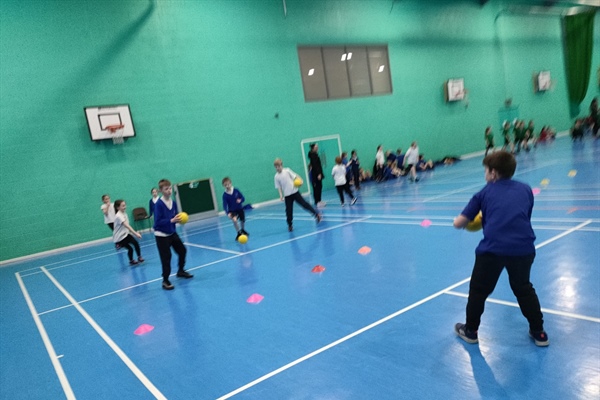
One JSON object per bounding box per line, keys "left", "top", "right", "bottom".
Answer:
{"left": 274, "top": 168, "right": 299, "bottom": 197}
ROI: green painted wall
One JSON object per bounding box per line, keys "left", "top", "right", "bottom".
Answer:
{"left": 0, "top": 0, "right": 598, "bottom": 261}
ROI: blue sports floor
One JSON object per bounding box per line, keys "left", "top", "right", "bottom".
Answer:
{"left": 1, "top": 136, "right": 599, "bottom": 400}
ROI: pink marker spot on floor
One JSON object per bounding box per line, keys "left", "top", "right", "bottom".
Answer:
{"left": 420, "top": 219, "right": 432, "bottom": 228}
{"left": 246, "top": 293, "right": 264, "bottom": 304}
{"left": 312, "top": 265, "right": 326, "bottom": 273}
{"left": 532, "top": 188, "right": 541, "bottom": 195}
{"left": 358, "top": 246, "right": 371, "bottom": 255}
{"left": 134, "top": 324, "right": 154, "bottom": 335}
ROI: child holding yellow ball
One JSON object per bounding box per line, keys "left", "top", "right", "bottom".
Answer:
{"left": 153, "top": 179, "right": 193, "bottom": 290}
{"left": 453, "top": 151, "right": 548, "bottom": 347}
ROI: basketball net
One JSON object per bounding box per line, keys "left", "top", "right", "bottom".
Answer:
{"left": 106, "top": 124, "right": 124, "bottom": 144}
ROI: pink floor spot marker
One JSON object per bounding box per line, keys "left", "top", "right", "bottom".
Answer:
{"left": 532, "top": 188, "right": 541, "bottom": 195}
{"left": 312, "top": 265, "right": 326, "bottom": 273}
{"left": 358, "top": 246, "right": 371, "bottom": 255}
{"left": 246, "top": 293, "right": 264, "bottom": 304}
{"left": 420, "top": 219, "right": 432, "bottom": 228}
{"left": 134, "top": 324, "right": 154, "bottom": 335}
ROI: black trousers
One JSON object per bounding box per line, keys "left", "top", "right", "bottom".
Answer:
{"left": 466, "top": 253, "right": 544, "bottom": 332}
{"left": 311, "top": 175, "right": 322, "bottom": 204}
{"left": 335, "top": 183, "right": 354, "bottom": 204}
{"left": 285, "top": 192, "right": 317, "bottom": 226}
{"left": 117, "top": 234, "right": 141, "bottom": 261}
{"left": 155, "top": 233, "right": 187, "bottom": 281}
{"left": 352, "top": 167, "right": 360, "bottom": 189}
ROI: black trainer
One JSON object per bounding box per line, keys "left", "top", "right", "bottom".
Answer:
{"left": 129, "top": 260, "right": 139, "bottom": 266}
{"left": 315, "top": 214, "right": 322, "bottom": 223}
{"left": 241, "top": 229, "right": 249, "bottom": 236}
{"left": 162, "top": 280, "right": 174, "bottom": 290}
{"left": 455, "top": 323, "right": 478, "bottom": 344}
{"left": 235, "top": 231, "right": 242, "bottom": 241}
{"left": 176, "top": 270, "right": 194, "bottom": 279}
{"left": 288, "top": 225, "right": 293, "bottom": 232}
{"left": 529, "top": 329, "right": 550, "bottom": 347}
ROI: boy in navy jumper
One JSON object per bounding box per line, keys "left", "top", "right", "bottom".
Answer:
{"left": 153, "top": 179, "right": 193, "bottom": 290}
{"left": 222, "top": 177, "right": 249, "bottom": 241}
{"left": 453, "top": 151, "right": 548, "bottom": 346}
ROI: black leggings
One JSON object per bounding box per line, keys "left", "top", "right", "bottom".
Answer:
{"left": 335, "top": 183, "right": 354, "bottom": 204}
{"left": 311, "top": 176, "right": 323, "bottom": 204}
{"left": 285, "top": 192, "right": 318, "bottom": 227}
{"left": 466, "top": 253, "right": 544, "bottom": 332}
{"left": 117, "top": 234, "right": 141, "bottom": 261}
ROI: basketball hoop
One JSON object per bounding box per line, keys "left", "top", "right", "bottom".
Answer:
{"left": 106, "top": 124, "right": 125, "bottom": 144}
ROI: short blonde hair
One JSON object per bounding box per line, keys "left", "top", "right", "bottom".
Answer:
{"left": 273, "top": 158, "right": 283, "bottom": 166}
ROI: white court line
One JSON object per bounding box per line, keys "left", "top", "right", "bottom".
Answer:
{"left": 239, "top": 218, "right": 371, "bottom": 256}
{"left": 534, "top": 220, "right": 592, "bottom": 248}
{"left": 216, "top": 218, "right": 593, "bottom": 399}
{"left": 445, "top": 291, "right": 600, "bottom": 323}
{"left": 16, "top": 272, "right": 75, "bottom": 400}
{"left": 215, "top": 277, "right": 472, "bottom": 400}
{"left": 421, "top": 162, "right": 559, "bottom": 202}
{"left": 19, "top": 243, "right": 157, "bottom": 277}
{"left": 36, "top": 219, "right": 370, "bottom": 315}
{"left": 184, "top": 242, "right": 243, "bottom": 255}
{"left": 40, "top": 267, "right": 167, "bottom": 400}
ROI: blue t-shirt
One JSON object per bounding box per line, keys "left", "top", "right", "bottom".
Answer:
{"left": 461, "top": 179, "right": 536, "bottom": 256}
{"left": 223, "top": 188, "right": 245, "bottom": 213}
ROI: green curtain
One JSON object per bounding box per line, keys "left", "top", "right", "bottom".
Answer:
{"left": 563, "top": 11, "right": 596, "bottom": 118}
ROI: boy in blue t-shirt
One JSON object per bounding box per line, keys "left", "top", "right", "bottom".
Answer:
{"left": 453, "top": 151, "right": 548, "bottom": 347}
{"left": 222, "top": 177, "right": 249, "bottom": 241}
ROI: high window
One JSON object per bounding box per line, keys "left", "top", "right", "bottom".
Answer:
{"left": 297, "top": 45, "right": 392, "bottom": 102}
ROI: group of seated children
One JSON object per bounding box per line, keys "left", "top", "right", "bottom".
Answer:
{"left": 367, "top": 144, "right": 449, "bottom": 184}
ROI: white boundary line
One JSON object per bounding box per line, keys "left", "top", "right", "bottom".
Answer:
{"left": 215, "top": 277, "right": 472, "bottom": 400}
{"left": 35, "top": 218, "right": 370, "bottom": 316}
{"left": 40, "top": 267, "right": 167, "bottom": 400}
{"left": 534, "top": 220, "right": 592, "bottom": 248}
{"left": 216, "top": 218, "right": 593, "bottom": 399}
{"left": 184, "top": 242, "right": 243, "bottom": 255}
{"left": 421, "top": 161, "right": 559, "bottom": 202}
{"left": 15, "top": 272, "right": 75, "bottom": 400}
{"left": 444, "top": 291, "right": 600, "bottom": 323}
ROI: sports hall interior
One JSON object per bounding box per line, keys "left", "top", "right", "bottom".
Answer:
{"left": 0, "top": 1, "right": 599, "bottom": 399}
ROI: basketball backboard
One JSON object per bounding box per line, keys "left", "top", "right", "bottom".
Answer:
{"left": 84, "top": 104, "right": 136, "bottom": 141}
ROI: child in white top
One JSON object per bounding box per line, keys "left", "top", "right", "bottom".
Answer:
{"left": 404, "top": 141, "right": 420, "bottom": 182}
{"left": 332, "top": 156, "right": 357, "bottom": 206}
{"left": 101, "top": 194, "right": 116, "bottom": 230}
{"left": 113, "top": 199, "right": 144, "bottom": 266}
{"left": 274, "top": 158, "right": 321, "bottom": 232}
